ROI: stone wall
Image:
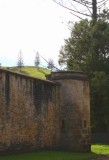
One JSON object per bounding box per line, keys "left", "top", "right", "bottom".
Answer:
{"left": 47, "top": 71, "right": 91, "bottom": 152}
{"left": 0, "top": 69, "right": 91, "bottom": 153}
{"left": 0, "top": 69, "right": 60, "bottom": 152}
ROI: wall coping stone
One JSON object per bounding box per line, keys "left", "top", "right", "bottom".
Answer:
{"left": 46, "top": 71, "right": 88, "bottom": 81}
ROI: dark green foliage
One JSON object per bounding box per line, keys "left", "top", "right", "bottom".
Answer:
{"left": 59, "top": 11, "right": 109, "bottom": 132}
{"left": 59, "top": 18, "right": 109, "bottom": 73}
{"left": 90, "top": 72, "right": 109, "bottom": 132}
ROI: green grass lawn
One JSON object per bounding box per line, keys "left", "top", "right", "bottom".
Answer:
{"left": 3, "top": 66, "right": 51, "bottom": 79}
{"left": 92, "top": 144, "right": 109, "bottom": 155}
{"left": 19, "top": 66, "right": 51, "bottom": 79}
{"left": 0, "top": 144, "right": 109, "bottom": 160}
{"left": 0, "top": 151, "right": 94, "bottom": 160}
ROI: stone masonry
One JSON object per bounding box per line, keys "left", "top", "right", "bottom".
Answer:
{"left": 0, "top": 68, "right": 91, "bottom": 153}
{"left": 47, "top": 71, "right": 91, "bottom": 152}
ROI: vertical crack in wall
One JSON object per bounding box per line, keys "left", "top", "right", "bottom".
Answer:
{"left": 5, "top": 72, "right": 10, "bottom": 111}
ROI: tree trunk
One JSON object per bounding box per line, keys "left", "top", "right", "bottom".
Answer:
{"left": 92, "top": 0, "right": 97, "bottom": 20}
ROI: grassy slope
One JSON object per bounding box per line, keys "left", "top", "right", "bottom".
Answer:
{"left": 5, "top": 66, "right": 51, "bottom": 79}
{"left": 1, "top": 145, "right": 109, "bottom": 160}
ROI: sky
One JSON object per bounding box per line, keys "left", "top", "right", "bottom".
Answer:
{"left": 0, "top": 0, "right": 75, "bottom": 67}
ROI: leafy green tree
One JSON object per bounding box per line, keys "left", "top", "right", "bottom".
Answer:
{"left": 59, "top": 18, "right": 109, "bottom": 73}
{"left": 59, "top": 13, "right": 109, "bottom": 132}
{"left": 90, "top": 71, "right": 109, "bottom": 132}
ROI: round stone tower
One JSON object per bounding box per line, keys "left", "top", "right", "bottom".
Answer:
{"left": 47, "top": 71, "right": 91, "bottom": 152}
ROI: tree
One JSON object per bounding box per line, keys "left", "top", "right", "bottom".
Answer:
{"left": 90, "top": 71, "right": 109, "bottom": 132}
{"left": 17, "top": 49, "right": 24, "bottom": 72}
{"left": 53, "top": 0, "right": 108, "bottom": 20}
{"left": 47, "top": 59, "right": 55, "bottom": 70}
{"left": 34, "top": 52, "right": 40, "bottom": 67}
{"left": 59, "top": 17, "right": 109, "bottom": 73}
{"left": 58, "top": 14, "right": 109, "bottom": 132}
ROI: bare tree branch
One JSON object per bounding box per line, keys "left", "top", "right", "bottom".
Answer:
{"left": 53, "top": 0, "right": 91, "bottom": 17}
{"left": 70, "top": 12, "right": 84, "bottom": 19}
{"left": 84, "top": 0, "right": 92, "bottom": 14}
{"left": 53, "top": 0, "right": 108, "bottom": 20}
{"left": 98, "top": 0, "right": 108, "bottom": 9}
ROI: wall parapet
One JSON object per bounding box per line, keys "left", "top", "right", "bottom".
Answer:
{"left": 46, "top": 71, "right": 89, "bottom": 81}
{"left": 0, "top": 68, "right": 57, "bottom": 85}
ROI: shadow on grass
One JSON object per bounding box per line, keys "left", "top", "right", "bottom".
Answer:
{"left": 1, "top": 144, "right": 109, "bottom": 160}
{"left": 0, "top": 145, "right": 102, "bottom": 160}
{"left": 0, "top": 151, "right": 101, "bottom": 160}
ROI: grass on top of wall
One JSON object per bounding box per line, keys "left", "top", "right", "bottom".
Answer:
{"left": 3, "top": 66, "right": 51, "bottom": 79}
{"left": 0, "top": 144, "right": 109, "bottom": 160}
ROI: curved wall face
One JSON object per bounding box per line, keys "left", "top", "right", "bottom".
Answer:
{"left": 47, "top": 71, "right": 91, "bottom": 152}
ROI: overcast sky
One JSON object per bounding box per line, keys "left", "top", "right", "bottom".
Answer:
{"left": 0, "top": 0, "right": 75, "bottom": 67}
